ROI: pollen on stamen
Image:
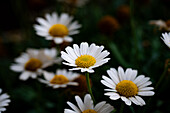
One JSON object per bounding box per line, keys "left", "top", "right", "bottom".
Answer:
{"left": 75, "top": 55, "right": 96, "bottom": 68}
{"left": 49, "top": 24, "right": 69, "bottom": 37}
{"left": 116, "top": 80, "right": 138, "bottom": 97}
{"left": 82, "top": 109, "right": 97, "bottom": 113}
{"left": 24, "top": 58, "right": 42, "bottom": 72}
{"left": 50, "top": 75, "right": 69, "bottom": 84}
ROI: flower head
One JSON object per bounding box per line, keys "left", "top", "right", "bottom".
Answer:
{"left": 61, "top": 42, "right": 110, "bottom": 73}
{"left": 101, "top": 66, "right": 155, "bottom": 106}
{"left": 10, "top": 48, "right": 61, "bottom": 80}
{"left": 64, "top": 94, "right": 114, "bottom": 113}
{"left": 149, "top": 20, "right": 170, "bottom": 31}
{"left": 34, "top": 12, "right": 81, "bottom": 44}
{"left": 98, "top": 15, "right": 120, "bottom": 36}
{"left": 161, "top": 32, "right": 170, "bottom": 48}
{"left": 0, "top": 88, "right": 11, "bottom": 112}
{"left": 58, "top": 0, "right": 89, "bottom": 7}
{"left": 39, "top": 69, "right": 79, "bottom": 88}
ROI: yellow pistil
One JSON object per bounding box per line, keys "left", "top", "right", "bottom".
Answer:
{"left": 116, "top": 80, "right": 138, "bottom": 97}
{"left": 75, "top": 55, "right": 96, "bottom": 68}
{"left": 50, "top": 75, "right": 69, "bottom": 84}
{"left": 48, "top": 24, "right": 68, "bottom": 37}
{"left": 82, "top": 109, "right": 97, "bottom": 113}
{"left": 25, "top": 58, "right": 42, "bottom": 72}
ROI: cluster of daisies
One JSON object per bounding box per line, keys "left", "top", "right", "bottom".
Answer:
{"left": 5, "top": 2, "right": 170, "bottom": 112}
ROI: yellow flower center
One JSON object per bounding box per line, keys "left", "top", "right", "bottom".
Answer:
{"left": 48, "top": 24, "right": 69, "bottom": 37}
{"left": 75, "top": 55, "right": 96, "bottom": 68}
{"left": 82, "top": 109, "right": 97, "bottom": 113}
{"left": 50, "top": 75, "right": 69, "bottom": 84}
{"left": 25, "top": 58, "right": 42, "bottom": 72}
{"left": 116, "top": 80, "right": 138, "bottom": 97}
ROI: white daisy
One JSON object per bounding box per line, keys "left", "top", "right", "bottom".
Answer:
{"left": 39, "top": 69, "right": 79, "bottom": 88}
{"left": 0, "top": 88, "right": 11, "bottom": 112}
{"left": 34, "top": 12, "right": 81, "bottom": 44}
{"left": 64, "top": 94, "right": 114, "bottom": 113}
{"left": 58, "top": 0, "right": 89, "bottom": 7}
{"left": 101, "top": 66, "right": 155, "bottom": 106}
{"left": 149, "top": 20, "right": 170, "bottom": 31}
{"left": 10, "top": 48, "right": 61, "bottom": 81}
{"left": 61, "top": 42, "right": 110, "bottom": 73}
{"left": 161, "top": 32, "right": 170, "bottom": 48}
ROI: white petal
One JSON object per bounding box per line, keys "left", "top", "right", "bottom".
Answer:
{"left": 84, "top": 94, "right": 93, "bottom": 109}
{"left": 138, "top": 91, "right": 155, "bottom": 96}
{"left": 43, "top": 71, "right": 54, "bottom": 81}
{"left": 10, "top": 65, "right": 24, "bottom": 72}
{"left": 73, "top": 44, "right": 81, "bottom": 57}
{"left": 121, "top": 96, "right": 131, "bottom": 106}
{"left": 64, "top": 36, "right": 73, "bottom": 42}
{"left": 64, "top": 109, "right": 77, "bottom": 113}
{"left": 102, "top": 76, "right": 116, "bottom": 87}
{"left": 80, "top": 42, "right": 89, "bottom": 55}
{"left": 54, "top": 38, "right": 64, "bottom": 44}
{"left": 101, "top": 80, "right": 114, "bottom": 89}
{"left": 19, "top": 71, "right": 30, "bottom": 81}
{"left": 67, "top": 102, "right": 81, "bottom": 113}
{"left": 135, "top": 96, "right": 146, "bottom": 106}
{"left": 118, "top": 66, "right": 125, "bottom": 81}
{"left": 107, "top": 69, "right": 119, "bottom": 84}
{"left": 94, "top": 101, "right": 106, "bottom": 112}
{"left": 65, "top": 46, "right": 78, "bottom": 60}
{"left": 129, "top": 97, "right": 141, "bottom": 106}
{"left": 75, "top": 96, "right": 85, "bottom": 112}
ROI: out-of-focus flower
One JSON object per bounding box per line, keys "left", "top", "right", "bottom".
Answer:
{"left": 64, "top": 94, "right": 114, "bottom": 113}
{"left": 70, "top": 75, "right": 91, "bottom": 95}
{"left": 161, "top": 32, "right": 170, "bottom": 48}
{"left": 101, "top": 66, "right": 155, "bottom": 106}
{"left": 165, "top": 58, "right": 170, "bottom": 76}
{"left": 10, "top": 48, "right": 61, "bottom": 81}
{"left": 58, "top": 0, "right": 89, "bottom": 7}
{"left": 0, "top": 88, "right": 11, "bottom": 112}
{"left": 116, "top": 5, "right": 130, "bottom": 23}
{"left": 149, "top": 20, "right": 170, "bottom": 31}
{"left": 39, "top": 69, "right": 79, "bottom": 88}
{"left": 34, "top": 12, "right": 81, "bottom": 44}
{"left": 98, "top": 15, "right": 120, "bottom": 36}
{"left": 61, "top": 42, "right": 110, "bottom": 73}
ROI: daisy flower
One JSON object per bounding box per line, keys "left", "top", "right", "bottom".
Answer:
{"left": 58, "top": 0, "right": 89, "bottom": 7}
{"left": 10, "top": 48, "right": 61, "bottom": 81}
{"left": 149, "top": 20, "right": 170, "bottom": 31}
{"left": 61, "top": 42, "right": 110, "bottom": 73}
{"left": 161, "top": 32, "right": 170, "bottom": 48}
{"left": 34, "top": 12, "right": 81, "bottom": 44}
{"left": 101, "top": 66, "right": 155, "bottom": 106}
{"left": 64, "top": 94, "right": 114, "bottom": 113}
{"left": 0, "top": 88, "right": 11, "bottom": 112}
{"left": 39, "top": 69, "right": 79, "bottom": 88}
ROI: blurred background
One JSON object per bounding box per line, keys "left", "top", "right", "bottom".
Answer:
{"left": 0, "top": 0, "right": 170, "bottom": 113}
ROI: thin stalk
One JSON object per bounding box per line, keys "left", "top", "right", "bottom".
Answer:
{"left": 143, "top": 62, "right": 169, "bottom": 113}
{"left": 155, "top": 64, "right": 169, "bottom": 90}
{"left": 119, "top": 103, "right": 125, "bottom": 113}
{"left": 109, "top": 43, "right": 129, "bottom": 67}
{"left": 85, "top": 72, "right": 96, "bottom": 104}
{"left": 130, "top": 0, "right": 139, "bottom": 63}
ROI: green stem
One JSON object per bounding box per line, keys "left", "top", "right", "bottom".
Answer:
{"left": 143, "top": 62, "right": 169, "bottom": 113}
{"left": 119, "top": 103, "right": 124, "bottom": 113}
{"left": 130, "top": 0, "right": 139, "bottom": 63}
{"left": 85, "top": 72, "right": 96, "bottom": 104}
{"left": 155, "top": 63, "right": 169, "bottom": 90}
{"left": 130, "top": 106, "right": 135, "bottom": 113}
{"left": 109, "top": 43, "right": 129, "bottom": 67}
